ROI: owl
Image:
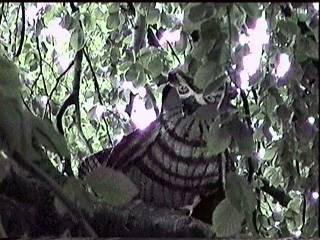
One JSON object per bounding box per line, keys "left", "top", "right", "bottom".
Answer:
{"left": 78, "top": 67, "right": 235, "bottom": 224}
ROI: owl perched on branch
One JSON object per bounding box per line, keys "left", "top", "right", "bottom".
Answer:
{"left": 78, "top": 67, "right": 236, "bottom": 224}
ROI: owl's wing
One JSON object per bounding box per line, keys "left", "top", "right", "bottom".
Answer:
{"left": 106, "top": 119, "right": 161, "bottom": 170}
{"left": 78, "top": 85, "right": 178, "bottom": 178}
{"left": 78, "top": 119, "right": 161, "bottom": 178}
{"left": 108, "top": 85, "right": 182, "bottom": 170}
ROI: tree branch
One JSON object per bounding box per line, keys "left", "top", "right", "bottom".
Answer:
{"left": 260, "top": 179, "right": 291, "bottom": 207}
{"left": 15, "top": 3, "right": 25, "bottom": 57}
{"left": 10, "top": 151, "right": 97, "bottom": 237}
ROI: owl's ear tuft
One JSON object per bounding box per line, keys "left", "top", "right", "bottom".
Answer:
{"left": 161, "top": 85, "right": 182, "bottom": 113}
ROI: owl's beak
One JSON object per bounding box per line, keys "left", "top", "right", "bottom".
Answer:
{"left": 182, "top": 96, "right": 201, "bottom": 115}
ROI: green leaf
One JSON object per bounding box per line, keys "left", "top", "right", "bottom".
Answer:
{"left": 31, "top": 115, "right": 70, "bottom": 158}
{"left": 70, "top": 27, "right": 84, "bottom": 51}
{"left": 119, "top": 61, "right": 132, "bottom": 72}
{"left": 226, "top": 118, "right": 254, "bottom": 156}
{"left": 225, "top": 172, "right": 257, "bottom": 214}
{"left": 0, "top": 55, "right": 20, "bottom": 91}
{"left": 146, "top": 9, "right": 160, "bottom": 24}
{"left": 54, "top": 177, "right": 95, "bottom": 216}
{"left": 277, "top": 20, "right": 298, "bottom": 37}
{"left": 0, "top": 97, "right": 35, "bottom": 158}
{"left": 84, "top": 167, "right": 139, "bottom": 207}
{"left": 212, "top": 198, "right": 244, "bottom": 237}
{"left": 136, "top": 70, "right": 146, "bottom": 86}
{"left": 287, "top": 198, "right": 302, "bottom": 214}
{"left": 106, "top": 13, "right": 120, "bottom": 30}
{"left": 194, "top": 61, "right": 216, "bottom": 90}
{"left": 207, "top": 121, "right": 231, "bottom": 155}
{"left": 108, "top": 3, "right": 119, "bottom": 14}
{"left": 139, "top": 47, "right": 152, "bottom": 62}
{"left": 241, "top": 3, "right": 260, "bottom": 17}
{"left": 188, "top": 3, "right": 213, "bottom": 23}
{"left": 148, "top": 57, "right": 163, "bottom": 78}
{"left": 263, "top": 145, "right": 278, "bottom": 160}
{"left": 60, "top": 13, "right": 77, "bottom": 30}
{"left": 175, "top": 31, "right": 187, "bottom": 54}
{"left": 269, "top": 168, "right": 282, "bottom": 187}
{"left": 125, "top": 67, "right": 138, "bottom": 82}
{"left": 29, "top": 60, "right": 38, "bottom": 72}
{"left": 200, "top": 19, "right": 220, "bottom": 40}
{"left": 276, "top": 104, "right": 291, "bottom": 123}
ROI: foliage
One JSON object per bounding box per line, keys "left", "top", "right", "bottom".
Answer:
{"left": 0, "top": 2, "right": 318, "bottom": 238}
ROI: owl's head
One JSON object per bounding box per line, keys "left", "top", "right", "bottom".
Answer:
{"left": 161, "top": 68, "right": 235, "bottom": 118}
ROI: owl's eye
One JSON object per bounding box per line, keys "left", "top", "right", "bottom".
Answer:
{"left": 177, "top": 85, "right": 189, "bottom": 94}
{"left": 204, "top": 94, "right": 218, "bottom": 103}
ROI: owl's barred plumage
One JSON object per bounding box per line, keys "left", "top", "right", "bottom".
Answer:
{"left": 78, "top": 69, "right": 234, "bottom": 223}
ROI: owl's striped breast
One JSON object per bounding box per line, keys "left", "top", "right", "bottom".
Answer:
{"left": 79, "top": 105, "right": 224, "bottom": 209}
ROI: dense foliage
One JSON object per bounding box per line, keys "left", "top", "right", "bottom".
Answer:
{"left": 0, "top": 2, "right": 318, "bottom": 238}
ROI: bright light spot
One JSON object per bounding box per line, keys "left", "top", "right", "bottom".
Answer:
{"left": 123, "top": 81, "right": 139, "bottom": 94}
{"left": 138, "top": 87, "right": 146, "bottom": 98}
{"left": 239, "top": 34, "right": 249, "bottom": 45}
{"left": 247, "top": 19, "right": 269, "bottom": 47}
{"left": 116, "top": 103, "right": 128, "bottom": 118}
{"left": 40, "top": 18, "right": 71, "bottom": 69}
{"left": 299, "top": 84, "right": 306, "bottom": 91}
{"left": 176, "top": 12, "right": 184, "bottom": 21}
{"left": 292, "top": 230, "right": 301, "bottom": 238}
{"left": 275, "top": 204, "right": 282, "bottom": 212}
{"left": 276, "top": 54, "right": 291, "bottom": 78}
{"left": 239, "top": 70, "right": 249, "bottom": 89}
{"left": 131, "top": 98, "right": 156, "bottom": 130}
{"left": 113, "top": 134, "right": 123, "bottom": 143}
{"left": 159, "top": 30, "right": 181, "bottom": 45}
{"left": 236, "top": 155, "right": 241, "bottom": 160}
{"left": 40, "top": 96, "right": 49, "bottom": 105}
{"left": 123, "top": 81, "right": 134, "bottom": 90}
{"left": 25, "top": 5, "right": 38, "bottom": 22}
{"left": 255, "top": 18, "right": 268, "bottom": 32}
{"left": 243, "top": 53, "right": 261, "bottom": 75}
{"left": 25, "top": 3, "right": 50, "bottom": 22}
{"left": 258, "top": 147, "right": 265, "bottom": 159}
{"left": 269, "top": 127, "right": 282, "bottom": 141}
{"left": 308, "top": 117, "right": 315, "bottom": 124}
{"left": 314, "top": 3, "right": 319, "bottom": 10}
{"left": 41, "top": 18, "right": 70, "bottom": 45}
{"left": 312, "top": 192, "right": 319, "bottom": 200}
{"left": 95, "top": 105, "right": 105, "bottom": 119}
{"left": 241, "top": 18, "right": 269, "bottom": 78}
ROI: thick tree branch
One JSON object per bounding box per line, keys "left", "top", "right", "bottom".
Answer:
{"left": 10, "top": 151, "right": 97, "bottom": 237}
{"left": 3, "top": 155, "right": 214, "bottom": 237}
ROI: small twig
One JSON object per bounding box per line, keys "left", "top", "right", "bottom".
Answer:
{"left": 15, "top": 3, "right": 25, "bottom": 57}
{"left": 260, "top": 179, "right": 291, "bottom": 207}
{"left": 83, "top": 47, "right": 103, "bottom": 104}
{"left": 166, "top": 40, "right": 180, "bottom": 64}
{"left": 46, "top": 60, "right": 75, "bottom": 114}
